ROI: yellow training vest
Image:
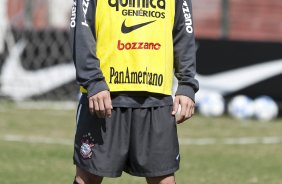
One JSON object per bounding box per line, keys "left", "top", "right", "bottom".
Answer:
{"left": 82, "top": 0, "right": 175, "bottom": 95}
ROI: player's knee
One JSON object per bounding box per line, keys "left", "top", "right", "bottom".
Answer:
{"left": 76, "top": 167, "right": 103, "bottom": 184}
{"left": 73, "top": 176, "right": 83, "bottom": 184}
{"left": 159, "top": 180, "right": 176, "bottom": 184}
{"left": 146, "top": 174, "right": 176, "bottom": 184}
{"left": 73, "top": 178, "right": 78, "bottom": 184}
{"left": 74, "top": 175, "right": 102, "bottom": 184}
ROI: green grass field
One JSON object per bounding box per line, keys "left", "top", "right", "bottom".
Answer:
{"left": 0, "top": 102, "right": 282, "bottom": 184}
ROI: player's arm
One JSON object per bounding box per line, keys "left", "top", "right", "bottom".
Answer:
{"left": 172, "top": 0, "right": 199, "bottom": 123}
{"left": 70, "top": 0, "right": 112, "bottom": 118}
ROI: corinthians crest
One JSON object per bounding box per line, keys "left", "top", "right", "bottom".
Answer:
{"left": 80, "top": 133, "right": 95, "bottom": 159}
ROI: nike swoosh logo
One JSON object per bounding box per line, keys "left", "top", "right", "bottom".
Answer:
{"left": 121, "top": 20, "right": 156, "bottom": 34}
{"left": 172, "top": 59, "right": 282, "bottom": 98}
{"left": 0, "top": 40, "right": 76, "bottom": 100}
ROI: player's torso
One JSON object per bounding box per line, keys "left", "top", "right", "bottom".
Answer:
{"left": 95, "top": 0, "right": 175, "bottom": 95}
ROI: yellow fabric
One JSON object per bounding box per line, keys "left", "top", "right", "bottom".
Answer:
{"left": 80, "top": 86, "right": 87, "bottom": 93}
{"left": 81, "top": 1, "right": 175, "bottom": 95}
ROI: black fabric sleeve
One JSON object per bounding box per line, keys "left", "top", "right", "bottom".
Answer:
{"left": 173, "top": 0, "right": 199, "bottom": 101}
{"left": 70, "top": 0, "right": 109, "bottom": 98}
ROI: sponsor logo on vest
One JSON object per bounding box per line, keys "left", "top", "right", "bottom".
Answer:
{"left": 122, "top": 9, "right": 165, "bottom": 19}
{"left": 121, "top": 20, "right": 156, "bottom": 33}
{"left": 70, "top": 0, "right": 77, "bottom": 28}
{"left": 108, "top": 0, "right": 166, "bottom": 11}
{"left": 182, "top": 0, "right": 193, "bottom": 33}
{"left": 117, "top": 40, "right": 161, "bottom": 50}
{"left": 108, "top": 0, "right": 166, "bottom": 19}
{"left": 109, "top": 67, "right": 164, "bottom": 87}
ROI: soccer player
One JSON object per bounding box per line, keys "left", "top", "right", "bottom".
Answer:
{"left": 70, "top": 0, "right": 199, "bottom": 183}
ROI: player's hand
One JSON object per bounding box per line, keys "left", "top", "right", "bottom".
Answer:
{"left": 172, "top": 95, "right": 195, "bottom": 124}
{"left": 88, "top": 90, "right": 112, "bottom": 118}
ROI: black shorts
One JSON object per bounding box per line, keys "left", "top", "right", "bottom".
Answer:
{"left": 73, "top": 96, "right": 180, "bottom": 177}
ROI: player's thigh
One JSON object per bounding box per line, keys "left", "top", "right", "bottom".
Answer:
{"left": 127, "top": 106, "right": 179, "bottom": 177}
{"left": 74, "top": 95, "right": 131, "bottom": 177}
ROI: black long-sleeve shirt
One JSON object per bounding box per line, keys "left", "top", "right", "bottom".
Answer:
{"left": 70, "top": 0, "right": 199, "bottom": 107}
